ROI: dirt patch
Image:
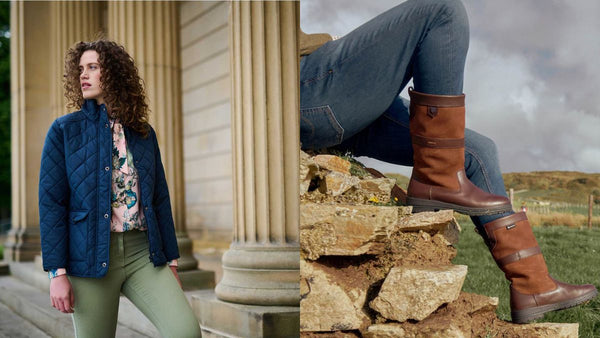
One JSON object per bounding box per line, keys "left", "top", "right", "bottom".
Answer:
{"left": 388, "top": 231, "right": 457, "bottom": 267}
{"left": 313, "top": 229, "right": 456, "bottom": 291}
{"left": 374, "top": 292, "right": 504, "bottom": 337}
{"left": 300, "top": 330, "right": 361, "bottom": 338}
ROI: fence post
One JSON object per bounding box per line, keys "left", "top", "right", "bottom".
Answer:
{"left": 589, "top": 194, "right": 593, "bottom": 229}
{"left": 509, "top": 188, "right": 514, "bottom": 208}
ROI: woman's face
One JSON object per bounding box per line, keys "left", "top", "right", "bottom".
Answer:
{"left": 79, "top": 50, "right": 104, "bottom": 104}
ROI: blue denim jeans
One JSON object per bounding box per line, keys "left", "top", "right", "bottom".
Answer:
{"left": 300, "top": 0, "right": 512, "bottom": 231}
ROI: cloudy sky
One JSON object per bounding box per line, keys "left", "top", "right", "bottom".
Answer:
{"left": 300, "top": 0, "right": 600, "bottom": 176}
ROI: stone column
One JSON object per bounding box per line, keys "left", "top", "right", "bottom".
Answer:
{"left": 193, "top": 2, "right": 300, "bottom": 337}
{"left": 107, "top": 1, "right": 213, "bottom": 288}
{"left": 4, "top": 1, "right": 51, "bottom": 262}
{"left": 50, "top": 1, "right": 103, "bottom": 120}
{"left": 5, "top": 1, "right": 103, "bottom": 264}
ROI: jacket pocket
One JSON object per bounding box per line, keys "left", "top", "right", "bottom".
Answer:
{"left": 300, "top": 105, "right": 344, "bottom": 150}
{"left": 70, "top": 210, "right": 89, "bottom": 223}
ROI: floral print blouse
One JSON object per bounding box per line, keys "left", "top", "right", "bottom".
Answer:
{"left": 109, "top": 118, "right": 147, "bottom": 232}
{"left": 49, "top": 117, "right": 176, "bottom": 279}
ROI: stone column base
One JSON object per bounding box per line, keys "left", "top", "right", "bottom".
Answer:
{"left": 179, "top": 269, "right": 216, "bottom": 291}
{"left": 0, "top": 262, "right": 9, "bottom": 276}
{"left": 3, "top": 227, "right": 41, "bottom": 262}
{"left": 192, "top": 290, "right": 299, "bottom": 338}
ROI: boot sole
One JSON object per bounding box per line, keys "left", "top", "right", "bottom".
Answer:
{"left": 407, "top": 197, "right": 513, "bottom": 216}
{"left": 511, "top": 288, "right": 598, "bottom": 324}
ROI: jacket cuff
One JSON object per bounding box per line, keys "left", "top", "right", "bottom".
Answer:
{"left": 48, "top": 268, "right": 67, "bottom": 279}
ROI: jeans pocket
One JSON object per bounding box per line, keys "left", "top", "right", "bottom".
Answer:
{"left": 300, "top": 105, "right": 344, "bottom": 149}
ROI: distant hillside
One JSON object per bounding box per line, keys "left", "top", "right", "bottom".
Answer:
{"left": 503, "top": 171, "right": 600, "bottom": 204}
{"left": 384, "top": 171, "right": 600, "bottom": 205}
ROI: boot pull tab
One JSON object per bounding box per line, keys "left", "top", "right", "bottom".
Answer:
{"left": 427, "top": 106, "right": 438, "bottom": 118}
{"left": 506, "top": 223, "right": 517, "bottom": 230}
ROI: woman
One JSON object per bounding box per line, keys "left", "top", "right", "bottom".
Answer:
{"left": 39, "top": 40, "right": 201, "bottom": 337}
{"left": 300, "top": 0, "right": 597, "bottom": 323}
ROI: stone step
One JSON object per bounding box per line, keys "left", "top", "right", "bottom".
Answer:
{"left": 0, "top": 275, "right": 149, "bottom": 338}
{"left": 0, "top": 300, "right": 51, "bottom": 338}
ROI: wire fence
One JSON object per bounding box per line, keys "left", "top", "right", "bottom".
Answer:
{"left": 524, "top": 202, "right": 600, "bottom": 217}
{"left": 511, "top": 194, "right": 600, "bottom": 228}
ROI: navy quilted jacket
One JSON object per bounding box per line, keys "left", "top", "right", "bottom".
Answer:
{"left": 38, "top": 100, "right": 180, "bottom": 278}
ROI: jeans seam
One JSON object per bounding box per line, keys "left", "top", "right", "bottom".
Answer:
{"left": 465, "top": 145, "right": 494, "bottom": 193}
{"left": 382, "top": 113, "right": 410, "bottom": 129}
{"left": 300, "top": 105, "right": 345, "bottom": 144}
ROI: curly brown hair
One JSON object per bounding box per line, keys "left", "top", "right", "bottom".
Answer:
{"left": 64, "top": 40, "right": 149, "bottom": 137}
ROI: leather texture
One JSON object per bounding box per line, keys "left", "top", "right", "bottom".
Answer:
{"left": 408, "top": 169, "right": 511, "bottom": 209}
{"left": 39, "top": 100, "right": 179, "bottom": 278}
{"left": 484, "top": 213, "right": 597, "bottom": 316}
{"left": 511, "top": 277, "right": 597, "bottom": 310}
{"left": 406, "top": 88, "right": 511, "bottom": 213}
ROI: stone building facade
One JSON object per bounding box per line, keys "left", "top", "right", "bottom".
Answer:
{"left": 5, "top": 1, "right": 300, "bottom": 336}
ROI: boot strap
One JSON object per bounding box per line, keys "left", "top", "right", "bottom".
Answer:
{"left": 497, "top": 246, "right": 542, "bottom": 268}
{"left": 484, "top": 212, "right": 528, "bottom": 235}
{"left": 411, "top": 135, "right": 465, "bottom": 149}
{"left": 408, "top": 87, "right": 465, "bottom": 107}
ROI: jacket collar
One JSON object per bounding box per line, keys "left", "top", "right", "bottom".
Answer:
{"left": 82, "top": 99, "right": 109, "bottom": 123}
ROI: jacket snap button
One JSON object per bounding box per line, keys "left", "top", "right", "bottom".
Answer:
{"left": 145, "top": 207, "right": 148, "bottom": 211}
{"left": 102, "top": 262, "right": 107, "bottom": 267}
{"left": 104, "top": 166, "right": 110, "bottom": 171}
{"left": 104, "top": 213, "right": 109, "bottom": 219}
{"left": 151, "top": 252, "right": 155, "bottom": 256}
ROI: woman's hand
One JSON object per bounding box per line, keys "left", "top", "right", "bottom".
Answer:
{"left": 170, "top": 266, "right": 182, "bottom": 289}
{"left": 50, "top": 275, "right": 75, "bottom": 313}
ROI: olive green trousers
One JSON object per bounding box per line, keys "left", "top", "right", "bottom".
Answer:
{"left": 68, "top": 230, "right": 201, "bottom": 338}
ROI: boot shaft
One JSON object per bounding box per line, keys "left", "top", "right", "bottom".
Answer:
{"left": 483, "top": 212, "right": 556, "bottom": 294}
{"left": 408, "top": 88, "right": 465, "bottom": 189}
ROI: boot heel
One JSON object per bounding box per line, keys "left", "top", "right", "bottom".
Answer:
{"left": 406, "top": 197, "right": 452, "bottom": 213}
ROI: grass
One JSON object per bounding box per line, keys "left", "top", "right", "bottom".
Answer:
{"left": 0, "top": 244, "right": 2, "bottom": 260}
{"left": 453, "top": 218, "right": 600, "bottom": 337}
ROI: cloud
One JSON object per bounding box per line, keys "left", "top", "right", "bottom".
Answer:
{"left": 300, "top": 0, "right": 600, "bottom": 174}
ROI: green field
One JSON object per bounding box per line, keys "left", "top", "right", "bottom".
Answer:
{"left": 453, "top": 219, "right": 600, "bottom": 337}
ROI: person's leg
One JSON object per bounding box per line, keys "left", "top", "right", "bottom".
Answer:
{"left": 68, "top": 234, "right": 126, "bottom": 338}
{"left": 337, "top": 96, "right": 596, "bottom": 322}
{"left": 300, "top": 0, "right": 469, "bottom": 149}
{"left": 332, "top": 96, "right": 512, "bottom": 223}
{"left": 120, "top": 231, "right": 201, "bottom": 338}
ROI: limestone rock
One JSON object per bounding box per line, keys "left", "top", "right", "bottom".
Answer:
{"left": 370, "top": 265, "right": 468, "bottom": 322}
{"left": 321, "top": 171, "right": 360, "bottom": 196}
{"left": 364, "top": 324, "right": 407, "bottom": 338}
{"left": 498, "top": 323, "right": 578, "bottom": 338}
{"left": 396, "top": 210, "right": 461, "bottom": 244}
{"left": 365, "top": 323, "right": 466, "bottom": 338}
{"left": 465, "top": 294, "right": 498, "bottom": 315}
{"left": 300, "top": 203, "right": 399, "bottom": 259}
{"left": 300, "top": 151, "right": 319, "bottom": 196}
{"left": 313, "top": 154, "right": 351, "bottom": 174}
{"left": 356, "top": 178, "right": 396, "bottom": 203}
{"left": 300, "top": 259, "right": 370, "bottom": 332}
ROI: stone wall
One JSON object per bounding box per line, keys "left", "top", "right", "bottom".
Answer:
{"left": 299, "top": 151, "right": 578, "bottom": 338}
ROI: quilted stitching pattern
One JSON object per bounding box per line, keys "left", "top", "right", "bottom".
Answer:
{"left": 39, "top": 100, "right": 180, "bottom": 278}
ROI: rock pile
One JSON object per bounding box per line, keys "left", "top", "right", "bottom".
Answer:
{"left": 299, "top": 151, "right": 578, "bottom": 338}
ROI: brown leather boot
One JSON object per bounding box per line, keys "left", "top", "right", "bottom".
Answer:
{"left": 406, "top": 88, "right": 512, "bottom": 216}
{"left": 483, "top": 212, "right": 597, "bottom": 323}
